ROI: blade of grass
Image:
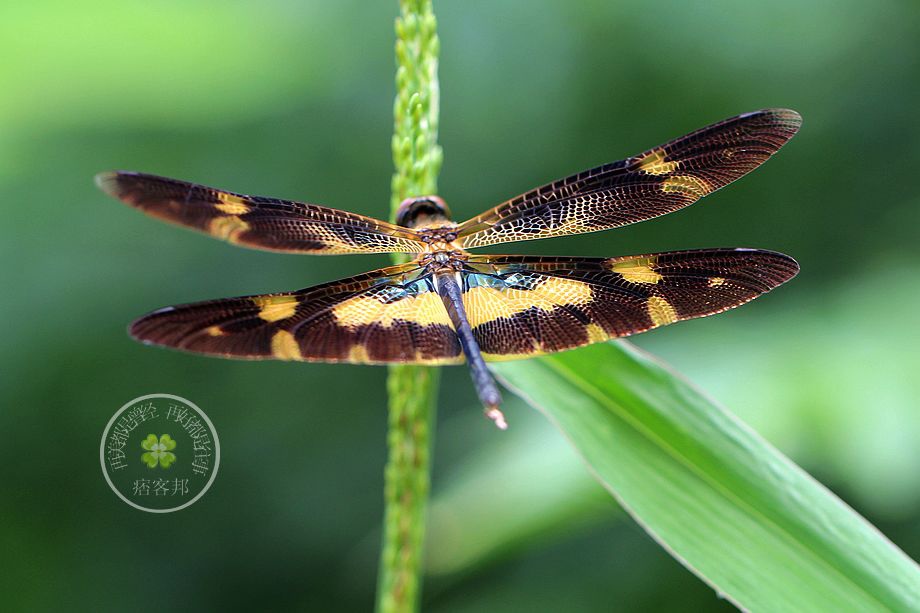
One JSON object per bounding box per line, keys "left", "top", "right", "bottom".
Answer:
{"left": 378, "top": 2, "right": 443, "bottom": 612}
{"left": 493, "top": 340, "right": 920, "bottom": 611}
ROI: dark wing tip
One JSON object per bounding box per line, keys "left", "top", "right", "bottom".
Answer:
{"left": 772, "top": 107, "right": 802, "bottom": 124}
{"left": 745, "top": 108, "right": 803, "bottom": 139}
{"left": 128, "top": 304, "right": 180, "bottom": 346}
{"left": 95, "top": 170, "right": 149, "bottom": 201}
{"left": 94, "top": 170, "right": 122, "bottom": 197}
{"left": 733, "top": 248, "right": 800, "bottom": 288}
{"left": 128, "top": 312, "right": 157, "bottom": 345}
{"left": 742, "top": 107, "right": 802, "bottom": 123}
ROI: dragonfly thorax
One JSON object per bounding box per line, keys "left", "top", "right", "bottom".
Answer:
{"left": 418, "top": 248, "right": 468, "bottom": 271}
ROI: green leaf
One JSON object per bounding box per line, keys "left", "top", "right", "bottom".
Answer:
{"left": 492, "top": 341, "right": 920, "bottom": 611}
{"left": 159, "top": 452, "right": 176, "bottom": 469}
{"left": 140, "top": 434, "right": 158, "bottom": 451}
{"left": 141, "top": 452, "right": 158, "bottom": 469}
{"left": 159, "top": 434, "right": 176, "bottom": 451}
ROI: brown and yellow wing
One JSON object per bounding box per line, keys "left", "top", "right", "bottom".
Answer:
{"left": 130, "top": 263, "right": 463, "bottom": 365}
{"left": 461, "top": 249, "right": 799, "bottom": 360}
{"left": 97, "top": 171, "right": 427, "bottom": 255}
{"left": 457, "top": 109, "right": 801, "bottom": 249}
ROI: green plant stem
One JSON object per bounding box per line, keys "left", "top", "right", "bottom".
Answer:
{"left": 377, "top": 2, "right": 442, "bottom": 612}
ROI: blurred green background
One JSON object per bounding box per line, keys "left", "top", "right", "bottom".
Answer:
{"left": 2, "top": 1, "right": 919, "bottom": 611}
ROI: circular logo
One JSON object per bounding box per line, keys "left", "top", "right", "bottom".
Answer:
{"left": 100, "top": 394, "right": 220, "bottom": 513}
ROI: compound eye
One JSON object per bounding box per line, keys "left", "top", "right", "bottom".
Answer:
{"left": 395, "top": 196, "right": 452, "bottom": 228}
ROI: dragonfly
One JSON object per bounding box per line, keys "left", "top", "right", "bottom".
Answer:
{"left": 97, "top": 108, "right": 801, "bottom": 429}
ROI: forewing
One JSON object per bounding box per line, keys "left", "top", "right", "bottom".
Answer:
{"left": 97, "top": 171, "right": 427, "bottom": 254}
{"left": 461, "top": 249, "right": 798, "bottom": 360}
{"left": 457, "top": 109, "right": 801, "bottom": 249}
{"left": 130, "top": 263, "right": 462, "bottom": 364}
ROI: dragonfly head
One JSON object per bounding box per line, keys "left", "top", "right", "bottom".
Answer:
{"left": 396, "top": 195, "right": 452, "bottom": 229}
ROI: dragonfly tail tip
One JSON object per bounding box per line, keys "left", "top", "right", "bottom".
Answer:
{"left": 485, "top": 406, "right": 508, "bottom": 430}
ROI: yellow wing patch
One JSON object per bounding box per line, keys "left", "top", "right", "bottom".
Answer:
{"left": 585, "top": 323, "right": 609, "bottom": 343}
{"left": 637, "top": 148, "right": 679, "bottom": 175}
{"left": 540, "top": 277, "right": 594, "bottom": 304}
{"left": 208, "top": 215, "right": 250, "bottom": 242}
{"left": 464, "top": 277, "right": 593, "bottom": 328}
{"left": 252, "top": 295, "right": 300, "bottom": 322}
{"left": 481, "top": 347, "right": 547, "bottom": 362}
{"left": 271, "top": 330, "right": 303, "bottom": 360}
{"left": 214, "top": 192, "right": 251, "bottom": 215}
{"left": 647, "top": 295, "right": 679, "bottom": 326}
{"left": 410, "top": 350, "right": 466, "bottom": 365}
{"left": 332, "top": 291, "right": 451, "bottom": 329}
{"left": 346, "top": 344, "right": 372, "bottom": 363}
{"left": 661, "top": 175, "right": 711, "bottom": 199}
{"left": 609, "top": 256, "right": 663, "bottom": 284}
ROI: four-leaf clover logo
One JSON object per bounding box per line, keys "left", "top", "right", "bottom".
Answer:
{"left": 141, "top": 434, "right": 177, "bottom": 469}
